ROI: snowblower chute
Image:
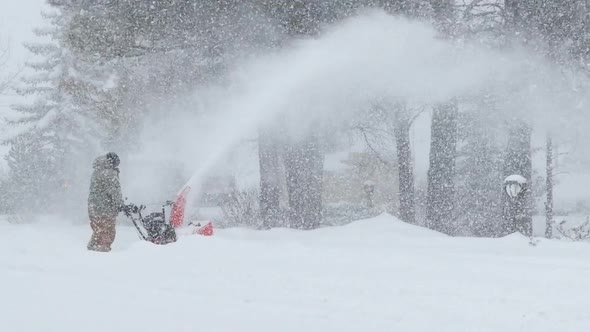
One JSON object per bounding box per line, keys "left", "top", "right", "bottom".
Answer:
{"left": 170, "top": 186, "right": 191, "bottom": 228}
{"left": 170, "top": 185, "right": 214, "bottom": 236}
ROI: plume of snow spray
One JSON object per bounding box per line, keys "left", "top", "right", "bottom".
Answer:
{"left": 129, "top": 10, "right": 589, "bottom": 218}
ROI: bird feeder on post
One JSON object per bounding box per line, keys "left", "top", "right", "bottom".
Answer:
{"left": 504, "top": 175, "right": 526, "bottom": 199}
{"left": 503, "top": 174, "right": 530, "bottom": 235}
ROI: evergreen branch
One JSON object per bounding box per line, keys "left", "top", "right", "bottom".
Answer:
{"left": 25, "top": 58, "right": 61, "bottom": 71}
{"left": 5, "top": 114, "right": 46, "bottom": 126}
{"left": 23, "top": 43, "right": 60, "bottom": 55}
{"left": 20, "top": 73, "right": 55, "bottom": 85}
{"left": 14, "top": 86, "right": 54, "bottom": 96}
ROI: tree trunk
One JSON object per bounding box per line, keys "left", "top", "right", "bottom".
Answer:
{"left": 284, "top": 135, "right": 324, "bottom": 230}
{"left": 259, "top": 128, "right": 283, "bottom": 229}
{"left": 426, "top": 101, "right": 458, "bottom": 235}
{"left": 545, "top": 134, "right": 554, "bottom": 238}
{"left": 425, "top": 0, "right": 458, "bottom": 235}
{"left": 501, "top": 121, "right": 533, "bottom": 236}
{"left": 393, "top": 104, "right": 415, "bottom": 224}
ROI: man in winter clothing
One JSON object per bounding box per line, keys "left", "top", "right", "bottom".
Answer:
{"left": 87, "top": 152, "right": 124, "bottom": 252}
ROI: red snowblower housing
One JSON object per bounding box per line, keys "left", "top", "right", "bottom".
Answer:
{"left": 170, "top": 186, "right": 214, "bottom": 237}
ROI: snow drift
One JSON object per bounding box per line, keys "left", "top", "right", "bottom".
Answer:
{"left": 2, "top": 213, "right": 590, "bottom": 332}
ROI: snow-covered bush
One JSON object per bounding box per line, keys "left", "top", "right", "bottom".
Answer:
{"left": 219, "top": 189, "right": 261, "bottom": 228}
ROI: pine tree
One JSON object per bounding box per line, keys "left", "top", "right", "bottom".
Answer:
{"left": 497, "top": 0, "right": 590, "bottom": 236}
{"left": 426, "top": 101, "right": 459, "bottom": 235}
{"left": 284, "top": 135, "right": 324, "bottom": 229}
{"left": 425, "top": 0, "right": 459, "bottom": 235}
{"left": 455, "top": 96, "right": 504, "bottom": 237}
{"left": 6, "top": 9, "right": 103, "bottom": 216}
{"left": 259, "top": 127, "right": 285, "bottom": 228}
{"left": 3, "top": 133, "right": 56, "bottom": 214}
{"left": 258, "top": 0, "right": 329, "bottom": 229}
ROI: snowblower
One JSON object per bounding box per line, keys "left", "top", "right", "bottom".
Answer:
{"left": 123, "top": 202, "right": 177, "bottom": 245}
{"left": 123, "top": 192, "right": 214, "bottom": 245}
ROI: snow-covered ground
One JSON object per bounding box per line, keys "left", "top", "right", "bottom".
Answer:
{"left": 2, "top": 214, "right": 590, "bottom": 332}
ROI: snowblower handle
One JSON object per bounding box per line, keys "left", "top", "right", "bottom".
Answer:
{"left": 122, "top": 203, "right": 145, "bottom": 216}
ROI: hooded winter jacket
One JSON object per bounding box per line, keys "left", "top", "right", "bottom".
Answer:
{"left": 88, "top": 155, "right": 124, "bottom": 220}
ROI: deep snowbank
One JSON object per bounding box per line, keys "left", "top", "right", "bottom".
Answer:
{"left": 2, "top": 214, "right": 590, "bottom": 332}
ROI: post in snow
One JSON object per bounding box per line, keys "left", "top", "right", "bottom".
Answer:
{"left": 503, "top": 174, "right": 532, "bottom": 236}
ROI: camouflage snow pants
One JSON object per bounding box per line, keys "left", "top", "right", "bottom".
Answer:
{"left": 87, "top": 218, "right": 116, "bottom": 252}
